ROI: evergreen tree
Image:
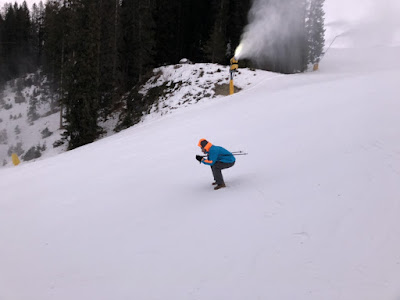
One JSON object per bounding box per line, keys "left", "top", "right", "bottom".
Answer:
{"left": 31, "top": 1, "right": 45, "bottom": 67}
{"left": 153, "top": 0, "right": 182, "bottom": 65}
{"left": 97, "top": 0, "right": 121, "bottom": 119}
{"left": 120, "top": 0, "right": 155, "bottom": 87}
{"left": 178, "top": 0, "right": 213, "bottom": 62}
{"left": 42, "top": 1, "right": 66, "bottom": 83}
{"left": 307, "top": 0, "right": 325, "bottom": 65}
{"left": 42, "top": 0, "right": 70, "bottom": 132}
{"left": 0, "top": 13, "right": 4, "bottom": 82}
{"left": 28, "top": 95, "right": 39, "bottom": 123}
{"left": 62, "top": 0, "right": 101, "bottom": 149}
{"left": 226, "top": 0, "right": 250, "bottom": 58}
{"left": 204, "top": 0, "right": 229, "bottom": 64}
{"left": 119, "top": 0, "right": 136, "bottom": 90}
{"left": 16, "top": 2, "right": 33, "bottom": 71}
{"left": 132, "top": 0, "right": 156, "bottom": 82}
{"left": 289, "top": 0, "right": 308, "bottom": 73}
{"left": 0, "top": 3, "right": 35, "bottom": 81}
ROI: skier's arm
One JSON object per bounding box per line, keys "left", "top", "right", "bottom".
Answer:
{"left": 201, "top": 151, "right": 218, "bottom": 166}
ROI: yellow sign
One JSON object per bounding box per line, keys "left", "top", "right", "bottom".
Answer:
{"left": 11, "top": 153, "right": 20, "bottom": 166}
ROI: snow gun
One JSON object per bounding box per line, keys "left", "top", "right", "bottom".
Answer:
{"left": 229, "top": 56, "right": 239, "bottom": 95}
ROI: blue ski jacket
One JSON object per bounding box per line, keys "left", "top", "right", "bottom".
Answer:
{"left": 201, "top": 144, "right": 235, "bottom": 166}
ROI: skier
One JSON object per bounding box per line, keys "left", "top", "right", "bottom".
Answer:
{"left": 196, "top": 139, "right": 235, "bottom": 190}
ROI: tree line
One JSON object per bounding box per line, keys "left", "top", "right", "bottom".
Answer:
{"left": 0, "top": 0, "right": 325, "bottom": 149}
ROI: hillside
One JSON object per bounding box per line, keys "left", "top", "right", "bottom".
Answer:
{"left": 1, "top": 44, "right": 400, "bottom": 300}
{"left": 0, "top": 64, "right": 268, "bottom": 168}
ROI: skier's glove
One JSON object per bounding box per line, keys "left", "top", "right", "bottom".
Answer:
{"left": 196, "top": 155, "right": 203, "bottom": 163}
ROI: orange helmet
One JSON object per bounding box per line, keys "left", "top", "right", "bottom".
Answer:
{"left": 198, "top": 139, "right": 212, "bottom": 151}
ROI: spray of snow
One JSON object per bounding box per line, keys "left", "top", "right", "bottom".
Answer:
{"left": 234, "top": 0, "right": 303, "bottom": 62}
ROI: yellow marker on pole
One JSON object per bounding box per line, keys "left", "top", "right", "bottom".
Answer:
{"left": 229, "top": 57, "right": 239, "bottom": 95}
{"left": 11, "top": 153, "right": 20, "bottom": 166}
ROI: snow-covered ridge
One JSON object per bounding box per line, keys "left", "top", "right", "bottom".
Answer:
{"left": 139, "top": 63, "right": 276, "bottom": 122}
{"left": 0, "top": 63, "right": 273, "bottom": 168}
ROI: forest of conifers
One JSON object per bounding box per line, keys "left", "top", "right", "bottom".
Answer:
{"left": 0, "top": 0, "right": 324, "bottom": 149}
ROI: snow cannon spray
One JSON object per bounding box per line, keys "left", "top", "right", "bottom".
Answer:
{"left": 232, "top": 0, "right": 308, "bottom": 69}
{"left": 234, "top": 43, "right": 244, "bottom": 60}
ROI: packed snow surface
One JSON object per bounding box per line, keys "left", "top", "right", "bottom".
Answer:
{"left": 1, "top": 45, "right": 400, "bottom": 300}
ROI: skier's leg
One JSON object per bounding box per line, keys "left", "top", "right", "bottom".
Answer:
{"left": 211, "top": 164, "right": 224, "bottom": 185}
{"left": 211, "top": 162, "right": 235, "bottom": 185}
{"left": 210, "top": 166, "right": 217, "bottom": 183}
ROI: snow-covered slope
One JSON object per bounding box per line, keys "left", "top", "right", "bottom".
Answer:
{"left": 1, "top": 45, "right": 400, "bottom": 300}
{"left": 0, "top": 73, "right": 66, "bottom": 166}
{"left": 0, "top": 65, "right": 268, "bottom": 168}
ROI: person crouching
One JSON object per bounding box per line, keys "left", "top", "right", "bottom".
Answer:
{"left": 196, "top": 139, "right": 235, "bottom": 190}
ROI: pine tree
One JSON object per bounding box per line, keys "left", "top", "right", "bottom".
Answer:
{"left": 42, "top": 1, "right": 64, "bottom": 82}
{"left": 120, "top": 0, "right": 155, "bottom": 87}
{"left": 153, "top": 0, "right": 182, "bottom": 65}
{"left": 227, "top": 0, "right": 250, "bottom": 58}
{"left": 204, "top": 0, "right": 229, "bottom": 64}
{"left": 15, "top": 2, "right": 35, "bottom": 74}
{"left": 31, "top": 1, "right": 45, "bottom": 66}
{"left": 290, "top": 0, "right": 308, "bottom": 73}
{"left": 178, "top": 0, "right": 213, "bottom": 62}
{"left": 307, "top": 0, "right": 325, "bottom": 66}
{"left": 119, "top": 0, "right": 136, "bottom": 90}
{"left": 28, "top": 95, "right": 39, "bottom": 123}
{"left": 0, "top": 13, "right": 5, "bottom": 82}
{"left": 97, "top": 0, "right": 121, "bottom": 120}
{"left": 62, "top": 0, "right": 101, "bottom": 149}
{"left": 0, "top": 3, "right": 35, "bottom": 81}
{"left": 132, "top": 0, "right": 156, "bottom": 82}
{"left": 42, "top": 0, "right": 71, "bottom": 131}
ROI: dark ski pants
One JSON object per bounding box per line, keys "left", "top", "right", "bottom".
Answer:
{"left": 211, "top": 161, "right": 235, "bottom": 185}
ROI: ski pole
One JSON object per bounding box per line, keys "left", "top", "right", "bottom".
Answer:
{"left": 199, "top": 152, "right": 248, "bottom": 158}
{"left": 231, "top": 151, "right": 247, "bottom": 155}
